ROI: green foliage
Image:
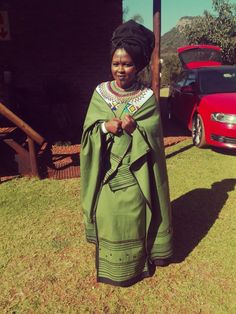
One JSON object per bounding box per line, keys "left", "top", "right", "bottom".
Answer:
{"left": 131, "top": 14, "right": 144, "bottom": 24}
{"left": 122, "top": 5, "right": 144, "bottom": 24}
{"left": 183, "top": 0, "right": 236, "bottom": 64}
{"left": 160, "top": 20, "right": 188, "bottom": 86}
{"left": 137, "top": 64, "right": 152, "bottom": 87}
{"left": 161, "top": 53, "right": 182, "bottom": 87}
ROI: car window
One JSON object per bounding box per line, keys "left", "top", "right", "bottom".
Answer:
{"left": 181, "top": 48, "right": 221, "bottom": 64}
{"left": 199, "top": 68, "right": 236, "bottom": 94}
{"left": 184, "top": 72, "right": 196, "bottom": 87}
{"left": 175, "top": 72, "right": 188, "bottom": 87}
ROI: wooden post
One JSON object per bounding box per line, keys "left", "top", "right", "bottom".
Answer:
{"left": 28, "top": 137, "right": 39, "bottom": 177}
{"left": 152, "top": 0, "right": 161, "bottom": 102}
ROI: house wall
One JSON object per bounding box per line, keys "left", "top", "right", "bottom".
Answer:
{"left": 0, "top": 0, "right": 122, "bottom": 142}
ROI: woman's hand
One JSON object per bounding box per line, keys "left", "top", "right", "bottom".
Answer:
{"left": 105, "top": 118, "right": 122, "bottom": 135}
{"left": 121, "top": 114, "right": 136, "bottom": 135}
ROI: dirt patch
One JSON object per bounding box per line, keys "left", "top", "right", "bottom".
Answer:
{"left": 163, "top": 119, "right": 191, "bottom": 147}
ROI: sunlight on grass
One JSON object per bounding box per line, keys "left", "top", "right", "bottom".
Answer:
{"left": 0, "top": 140, "right": 236, "bottom": 313}
{"left": 160, "top": 87, "right": 169, "bottom": 97}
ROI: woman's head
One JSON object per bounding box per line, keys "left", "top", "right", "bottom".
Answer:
{"left": 111, "top": 41, "right": 145, "bottom": 74}
{"left": 111, "top": 47, "right": 137, "bottom": 89}
{"left": 111, "top": 20, "right": 155, "bottom": 73}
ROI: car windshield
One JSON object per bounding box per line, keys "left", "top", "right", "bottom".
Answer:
{"left": 199, "top": 68, "right": 236, "bottom": 94}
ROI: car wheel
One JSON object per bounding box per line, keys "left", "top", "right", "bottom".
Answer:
{"left": 192, "top": 114, "right": 207, "bottom": 148}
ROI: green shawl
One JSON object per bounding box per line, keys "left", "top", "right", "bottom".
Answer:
{"left": 80, "top": 87, "right": 173, "bottom": 260}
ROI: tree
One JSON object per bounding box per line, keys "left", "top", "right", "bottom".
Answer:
{"left": 131, "top": 14, "right": 144, "bottom": 24}
{"left": 183, "top": 0, "right": 236, "bottom": 64}
{"left": 160, "top": 54, "right": 182, "bottom": 87}
{"left": 123, "top": 6, "right": 144, "bottom": 24}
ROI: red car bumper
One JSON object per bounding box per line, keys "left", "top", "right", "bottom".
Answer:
{"left": 206, "top": 120, "right": 236, "bottom": 149}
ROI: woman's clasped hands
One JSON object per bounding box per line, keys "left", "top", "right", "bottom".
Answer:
{"left": 104, "top": 114, "right": 136, "bottom": 136}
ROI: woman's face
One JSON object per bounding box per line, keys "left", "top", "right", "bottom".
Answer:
{"left": 111, "top": 48, "right": 137, "bottom": 89}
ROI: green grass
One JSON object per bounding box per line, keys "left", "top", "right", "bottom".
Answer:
{"left": 160, "top": 87, "right": 169, "bottom": 97}
{"left": 0, "top": 140, "right": 236, "bottom": 313}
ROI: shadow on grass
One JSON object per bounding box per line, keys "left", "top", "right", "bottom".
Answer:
{"left": 166, "top": 144, "right": 193, "bottom": 159}
{"left": 212, "top": 147, "right": 236, "bottom": 156}
{"left": 171, "top": 178, "right": 236, "bottom": 263}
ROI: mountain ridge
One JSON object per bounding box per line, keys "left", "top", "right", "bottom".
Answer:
{"left": 161, "top": 16, "right": 195, "bottom": 56}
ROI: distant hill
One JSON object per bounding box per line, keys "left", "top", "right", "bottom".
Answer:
{"left": 161, "top": 16, "right": 196, "bottom": 56}
{"left": 160, "top": 17, "right": 196, "bottom": 86}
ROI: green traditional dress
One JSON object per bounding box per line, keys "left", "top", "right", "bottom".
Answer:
{"left": 80, "top": 81, "right": 173, "bottom": 287}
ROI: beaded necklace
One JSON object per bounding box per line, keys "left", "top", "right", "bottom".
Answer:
{"left": 96, "top": 80, "right": 153, "bottom": 115}
{"left": 99, "top": 81, "right": 143, "bottom": 106}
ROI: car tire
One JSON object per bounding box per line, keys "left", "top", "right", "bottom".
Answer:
{"left": 192, "top": 114, "right": 207, "bottom": 148}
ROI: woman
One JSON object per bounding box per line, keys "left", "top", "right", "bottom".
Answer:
{"left": 80, "top": 20, "right": 173, "bottom": 287}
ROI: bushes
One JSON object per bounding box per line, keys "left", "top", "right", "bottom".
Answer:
{"left": 161, "top": 53, "right": 182, "bottom": 87}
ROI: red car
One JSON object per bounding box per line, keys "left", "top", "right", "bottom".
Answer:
{"left": 168, "top": 45, "right": 236, "bottom": 149}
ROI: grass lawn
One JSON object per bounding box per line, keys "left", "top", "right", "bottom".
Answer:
{"left": 0, "top": 140, "right": 236, "bottom": 313}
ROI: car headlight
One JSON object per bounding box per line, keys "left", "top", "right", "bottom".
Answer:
{"left": 211, "top": 113, "right": 236, "bottom": 124}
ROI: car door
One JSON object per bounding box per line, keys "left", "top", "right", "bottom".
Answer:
{"left": 170, "top": 71, "right": 188, "bottom": 121}
{"left": 177, "top": 71, "right": 198, "bottom": 128}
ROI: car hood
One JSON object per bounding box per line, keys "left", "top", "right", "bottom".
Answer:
{"left": 201, "top": 93, "right": 236, "bottom": 113}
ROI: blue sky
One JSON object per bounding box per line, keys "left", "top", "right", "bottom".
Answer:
{"left": 123, "top": 0, "right": 236, "bottom": 34}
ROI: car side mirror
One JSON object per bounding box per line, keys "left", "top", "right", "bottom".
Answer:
{"left": 181, "top": 84, "right": 195, "bottom": 93}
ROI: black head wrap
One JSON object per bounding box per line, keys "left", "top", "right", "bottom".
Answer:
{"left": 111, "top": 20, "right": 155, "bottom": 72}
